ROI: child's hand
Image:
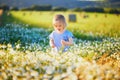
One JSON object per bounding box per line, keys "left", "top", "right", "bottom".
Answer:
{"left": 50, "top": 39, "right": 55, "bottom": 48}
{"left": 61, "top": 38, "right": 73, "bottom": 46}
{"left": 51, "top": 44, "right": 55, "bottom": 48}
{"left": 61, "top": 40, "right": 67, "bottom": 46}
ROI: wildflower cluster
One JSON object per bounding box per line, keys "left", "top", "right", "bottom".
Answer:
{"left": 0, "top": 24, "right": 120, "bottom": 79}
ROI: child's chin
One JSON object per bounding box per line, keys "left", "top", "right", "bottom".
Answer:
{"left": 56, "top": 30, "right": 62, "bottom": 34}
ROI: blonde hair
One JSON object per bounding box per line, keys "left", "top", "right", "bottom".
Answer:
{"left": 53, "top": 14, "right": 67, "bottom": 27}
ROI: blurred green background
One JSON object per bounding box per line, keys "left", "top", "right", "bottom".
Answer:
{"left": 0, "top": 0, "right": 120, "bottom": 38}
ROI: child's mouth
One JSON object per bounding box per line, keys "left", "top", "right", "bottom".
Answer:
{"left": 58, "top": 29, "right": 61, "bottom": 31}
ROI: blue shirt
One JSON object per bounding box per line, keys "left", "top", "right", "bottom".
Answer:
{"left": 49, "top": 30, "right": 74, "bottom": 52}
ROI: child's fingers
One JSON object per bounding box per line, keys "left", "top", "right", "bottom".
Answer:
{"left": 61, "top": 40, "right": 66, "bottom": 46}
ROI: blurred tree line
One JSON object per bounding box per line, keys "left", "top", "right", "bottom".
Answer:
{"left": 0, "top": 4, "right": 120, "bottom": 14}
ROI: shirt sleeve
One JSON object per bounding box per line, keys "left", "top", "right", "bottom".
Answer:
{"left": 49, "top": 31, "right": 54, "bottom": 39}
{"left": 68, "top": 31, "right": 74, "bottom": 39}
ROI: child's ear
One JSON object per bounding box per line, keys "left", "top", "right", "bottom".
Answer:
{"left": 63, "top": 23, "right": 67, "bottom": 28}
{"left": 63, "top": 26, "right": 66, "bottom": 30}
{"left": 65, "top": 23, "right": 67, "bottom": 27}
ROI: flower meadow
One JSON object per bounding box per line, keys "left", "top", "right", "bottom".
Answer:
{"left": 0, "top": 24, "right": 120, "bottom": 80}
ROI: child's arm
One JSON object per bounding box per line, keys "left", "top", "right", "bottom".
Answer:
{"left": 49, "top": 39, "right": 55, "bottom": 48}
{"left": 61, "top": 37, "right": 73, "bottom": 46}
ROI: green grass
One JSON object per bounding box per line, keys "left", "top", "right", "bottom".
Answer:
{"left": 9, "top": 11, "right": 120, "bottom": 38}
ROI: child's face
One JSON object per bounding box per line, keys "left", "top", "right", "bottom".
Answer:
{"left": 53, "top": 20, "right": 66, "bottom": 34}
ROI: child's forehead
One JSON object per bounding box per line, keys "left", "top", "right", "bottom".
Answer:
{"left": 53, "top": 20, "right": 65, "bottom": 24}
{"left": 54, "top": 18, "right": 64, "bottom": 22}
